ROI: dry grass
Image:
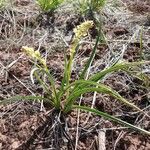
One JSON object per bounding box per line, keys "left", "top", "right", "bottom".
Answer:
{"left": 0, "top": 0, "right": 150, "bottom": 149}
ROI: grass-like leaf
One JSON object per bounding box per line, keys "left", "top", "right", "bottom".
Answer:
{"left": 73, "top": 105, "right": 150, "bottom": 135}
{"left": 90, "top": 61, "right": 150, "bottom": 82}
{"left": 33, "top": 67, "right": 60, "bottom": 108}
{"left": 36, "top": 0, "right": 64, "bottom": 12}
{"left": 0, "top": 95, "right": 53, "bottom": 105}
{"left": 80, "top": 33, "right": 100, "bottom": 79}
{"left": 64, "top": 80, "right": 144, "bottom": 113}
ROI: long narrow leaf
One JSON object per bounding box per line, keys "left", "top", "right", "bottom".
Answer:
{"left": 0, "top": 95, "right": 53, "bottom": 105}
{"left": 34, "top": 71, "right": 51, "bottom": 95}
{"left": 36, "top": 68, "right": 59, "bottom": 108}
{"left": 64, "top": 80, "right": 144, "bottom": 114}
{"left": 73, "top": 105, "right": 150, "bottom": 135}
{"left": 90, "top": 61, "right": 150, "bottom": 82}
{"left": 80, "top": 33, "right": 100, "bottom": 79}
{"left": 71, "top": 61, "right": 150, "bottom": 95}
{"left": 60, "top": 49, "right": 68, "bottom": 91}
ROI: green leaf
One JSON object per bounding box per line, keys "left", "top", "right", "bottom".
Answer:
{"left": 34, "top": 71, "right": 50, "bottom": 94}
{"left": 90, "top": 61, "right": 150, "bottom": 82}
{"left": 73, "top": 105, "right": 150, "bottom": 135}
{"left": 71, "top": 61, "right": 150, "bottom": 95}
{"left": 64, "top": 80, "right": 144, "bottom": 114}
{"left": 0, "top": 95, "right": 53, "bottom": 105}
{"left": 36, "top": 0, "right": 64, "bottom": 12}
{"left": 80, "top": 33, "right": 100, "bottom": 79}
{"left": 34, "top": 68, "right": 60, "bottom": 108}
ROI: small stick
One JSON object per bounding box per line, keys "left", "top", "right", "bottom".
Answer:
{"left": 98, "top": 129, "right": 106, "bottom": 150}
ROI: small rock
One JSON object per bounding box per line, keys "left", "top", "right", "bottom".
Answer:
{"left": 11, "top": 141, "right": 20, "bottom": 149}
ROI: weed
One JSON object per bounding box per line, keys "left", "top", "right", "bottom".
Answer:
{"left": 72, "top": 0, "right": 106, "bottom": 19}
{"left": 1, "top": 21, "right": 150, "bottom": 136}
{"left": 36, "top": 0, "right": 64, "bottom": 13}
{"left": 0, "top": 0, "right": 6, "bottom": 8}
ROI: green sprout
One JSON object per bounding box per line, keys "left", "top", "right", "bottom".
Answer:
{"left": 72, "top": 0, "right": 106, "bottom": 18}
{"left": 36, "top": 0, "right": 64, "bottom": 12}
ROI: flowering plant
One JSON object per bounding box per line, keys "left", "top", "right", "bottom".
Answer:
{"left": 36, "top": 0, "right": 64, "bottom": 12}
{"left": 3, "top": 21, "right": 150, "bottom": 135}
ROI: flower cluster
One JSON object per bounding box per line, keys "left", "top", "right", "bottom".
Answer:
{"left": 70, "top": 21, "right": 93, "bottom": 55}
{"left": 73, "top": 21, "right": 93, "bottom": 40}
{"left": 22, "top": 46, "right": 46, "bottom": 67}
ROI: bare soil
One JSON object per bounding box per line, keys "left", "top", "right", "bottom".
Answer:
{"left": 0, "top": 0, "right": 150, "bottom": 149}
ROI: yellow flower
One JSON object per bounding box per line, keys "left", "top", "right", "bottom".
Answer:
{"left": 70, "top": 21, "right": 93, "bottom": 55}
{"left": 73, "top": 21, "right": 93, "bottom": 40}
{"left": 22, "top": 46, "right": 46, "bottom": 67}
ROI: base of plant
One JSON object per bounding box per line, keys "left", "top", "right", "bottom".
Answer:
{"left": 16, "top": 109, "right": 74, "bottom": 150}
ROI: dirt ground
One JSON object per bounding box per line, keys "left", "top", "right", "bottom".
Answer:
{"left": 0, "top": 0, "right": 150, "bottom": 149}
